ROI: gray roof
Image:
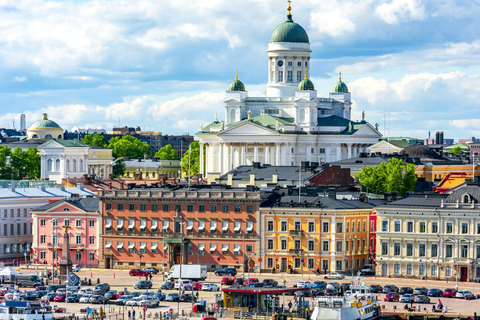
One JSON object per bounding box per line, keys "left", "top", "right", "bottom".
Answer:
{"left": 33, "top": 197, "right": 99, "bottom": 212}
{"left": 329, "top": 156, "right": 387, "bottom": 166}
{"left": 445, "top": 185, "right": 480, "bottom": 203}
{"left": 218, "top": 165, "right": 319, "bottom": 185}
{"left": 268, "top": 195, "right": 377, "bottom": 210}
{"left": 383, "top": 194, "right": 446, "bottom": 208}
{"left": 0, "top": 185, "right": 97, "bottom": 199}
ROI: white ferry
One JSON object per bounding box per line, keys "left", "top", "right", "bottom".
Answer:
{"left": 0, "top": 301, "right": 54, "bottom": 320}
{"left": 311, "top": 283, "right": 381, "bottom": 320}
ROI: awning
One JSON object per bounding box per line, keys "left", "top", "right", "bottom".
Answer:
{"left": 187, "top": 225, "right": 193, "bottom": 230}
{"left": 247, "top": 225, "right": 253, "bottom": 231}
{"left": 128, "top": 219, "right": 135, "bottom": 228}
{"left": 234, "top": 245, "right": 240, "bottom": 252}
{"left": 234, "top": 225, "right": 241, "bottom": 231}
{"left": 151, "top": 220, "right": 158, "bottom": 229}
{"left": 210, "top": 244, "right": 217, "bottom": 251}
{"left": 222, "top": 225, "right": 228, "bottom": 231}
{"left": 163, "top": 224, "right": 169, "bottom": 230}
{"left": 198, "top": 244, "right": 205, "bottom": 251}
{"left": 117, "top": 219, "right": 123, "bottom": 228}
{"left": 140, "top": 220, "right": 146, "bottom": 229}
{"left": 128, "top": 243, "right": 135, "bottom": 249}
{"left": 210, "top": 225, "right": 216, "bottom": 231}
{"left": 117, "top": 242, "right": 123, "bottom": 249}
{"left": 139, "top": 242, "right": 146, "bottom": 249}
{"left": 199, "top": 225, "right": 205, "bottom": 230}
{"left": 151, "top": 242, "right": 158, "bottom": 250}
{"left": 222, "top": 244, "right": 228, "bottom": 252}
{"left": 105, "top": 219, "right": 112, "bottom": 228}
{"left": 105, "top": 241, "right": 112, "bottom": 248}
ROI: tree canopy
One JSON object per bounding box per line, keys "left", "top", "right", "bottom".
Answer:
{"left": 82, "top": 133, "right": 105, "bottom": 147}
{"left": 449, "top": 146, "right": 464, "bottom": 155}
{"left": 104, "top": 135, "right": 151, "bottom": 177}
{"left": 155, "top": 144, "right": 180, "bottom": 160}
{"left": 181, "top": 141, "right": 200, "bottom": 177}
{"left": 356, "top": 158, "right": 416, "bottom": 197}
{"left": 0, "top": 146, "right": 40, "bottom": 180}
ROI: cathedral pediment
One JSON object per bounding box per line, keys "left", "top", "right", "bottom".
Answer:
{"left": 352, "top": 123, "right": 382, "bottom": 137}
{"left": 218, "top": 121, "right": 280, "bottom": 136}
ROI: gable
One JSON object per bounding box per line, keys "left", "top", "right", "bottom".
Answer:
{"left": 352, "top": 123, "right": 382, "bottom": 137}
{"left": 38, "top": 140, "right": 64, "bottom": 149}
{"left": 219, "top": 122, "right": 280, "bottom": 136}
{"left": 44, "top": 202, "right": 85, "bottom": 213}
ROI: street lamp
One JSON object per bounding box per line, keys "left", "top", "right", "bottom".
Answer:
{"left": 178, "top": 221, "right": 186, "bottom": 316}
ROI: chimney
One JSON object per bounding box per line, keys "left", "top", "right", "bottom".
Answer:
{"left": 253, "top": 162, "right": 261, "bottom": 169}
{"left": 249, "top": 173, "right": 256, "bottom": 185}
{"left": 384, "top": 192, "right": 391, "bottom": 202}
{"left": 108, "top": 182, "right": 112, "bottom": 190}
{"left": 272, "top": 174, "right": 278, "bottom": 184}
{"left": 57, "top": 184, "right": 65, "bottom": 191}
{"left": 439, "top": 131, "right": 444, "bottom": 144}
{"left": 37, "top": 184, "right": 46, "bottom": 191}
{"left": 328, "top": 187, "right": 336, "bottom": 199}
{"left": 9, "top": 183, "right": 15, "bottom": 193}
{"left": 227, "top": 174, "right": 233, "bottom": 186}
{"left": 108, "top": 173, "right": 113, "bottom": 180}
{"left": 301, "top": 161, "right": 309, "bottom": 172}
{"left": 391, "top": 191, "right": 398, "bottom": 201}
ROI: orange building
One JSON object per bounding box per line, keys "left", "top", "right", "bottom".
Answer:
{"left": 99, "top": 188, "right": 271, "bottom": 273}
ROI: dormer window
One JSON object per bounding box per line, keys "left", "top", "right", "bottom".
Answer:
{"left": 463, "top": 194, "right": 471, "bottom": 204}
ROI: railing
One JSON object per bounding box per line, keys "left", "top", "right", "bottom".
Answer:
{"left": 289, "top": 248, "right": 304, "bottom": 254}
{"left": 289, "top": 230, "right": 304, "bottom": 236}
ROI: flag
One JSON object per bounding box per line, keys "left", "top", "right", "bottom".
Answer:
{"left": 68, "top": 271, "right": 80, "bottom": 287}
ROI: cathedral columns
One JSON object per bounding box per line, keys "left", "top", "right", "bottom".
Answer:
{"left": 241, "top": 143, "right": 246, "bottom": 165}
{"left": 254, "top": 143, "right": 259, "bottom": 162}
{"left": 336, "top": 145, "right": 342, "bottom": 161}
{"left": 276, "top": 143, "right": 281, "bottom": 166}
{"left": 325, "top": 144, "right": 330, "bottom": 163}
{"left": 230, "top": 143, "right": 234, "bottom": 171}
{"left": 306, "top": 144, "right": 312, "bottom": 162}
{"left": 218, "top": 143, "right": 224, "bottom": 173}
{"left": 199, "top": 142, "right": 204, "bottom": 176}
{"left": 265, "top": 143, "right": 270, "bottom": 165}
{"left": 347, "top": 143, "right": 352, "bottom": 159}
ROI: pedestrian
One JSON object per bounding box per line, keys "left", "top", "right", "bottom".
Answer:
{"left": 288, "top": 301, "right": 292, "bottom": 312}
{"left": 437, "top": 299, "right": 443, "bottom": 310}
{"left": 128, "top": 310, "right": 131, "bottom": 320}
{"left": 149, "top": 273, "right": 152, "bottom": 280}
{"left": 432, "top": 305, "right": 436, "bottom": 312}
{"left": 410, "top": 300, "right": 413, "bottom": 309}
{"left": 132, "top": 310, "right": 136, "bottom": 320}
{"left": 324, "top": 267, "right": 327, "bottom": 274}
{"left": 315, "top": 268, "right": 320, "bottom": 276}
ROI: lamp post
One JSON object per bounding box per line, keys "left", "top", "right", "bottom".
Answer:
{"left": 23, "top": 241, "right": 28, "bottom": 266}
{"left": 242, "top": 228, "right": 246, "bottom": 278}
{"left": 178, "top": 221, "right": 186, "bottom": 316}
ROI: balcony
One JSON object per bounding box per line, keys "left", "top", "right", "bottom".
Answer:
{"left": 289, "top": 230, "right": 304, "bottom": 236}
{"left": 289, "top": 248, "right": 304, "bottom": 255}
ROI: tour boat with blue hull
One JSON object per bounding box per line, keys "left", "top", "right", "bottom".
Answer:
{"left": 311, "top": 283, "right": 381, "bottom": 320}
{"left": 0, "top": 301, "right": 54, "bottom": 320}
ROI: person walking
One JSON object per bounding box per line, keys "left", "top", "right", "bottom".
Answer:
{"left": 128, "top": 310, "right": 131, "bottom": 320}
{"left": 132, "top": 310, "right": 136, "bottom": 320}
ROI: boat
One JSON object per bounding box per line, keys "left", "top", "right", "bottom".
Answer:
{"left": 0, "top": 301, "right": 55, "bottom": 320}
{"left": 310, "top": 282, "right": 381, "bottom": 320}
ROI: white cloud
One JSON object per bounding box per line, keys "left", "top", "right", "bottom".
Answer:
{"left": 12, "top": 76, "right": 26, "bottom": 82}
{"left": 376, "top": 0, "right": 426, "bottom": 24}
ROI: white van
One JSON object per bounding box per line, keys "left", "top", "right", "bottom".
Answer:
{"left": 174, "top": 279, "right": 192, "bottom": 290}
{"left": 360, "top": 264, "right": 376, "bottom": 275}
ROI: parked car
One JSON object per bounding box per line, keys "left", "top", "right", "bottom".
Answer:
{"left": 456, "top": 290, "right": 475, "bottom": 299}
{"left": 427, "top": 289, "right": 443, "bottom": 297}
{"left": 105, "top": 290, "right": 118, "bottom": 300}
{"left": 443, "top": 288, "right": 457, "bottom": 298}
{"left": 53, "top": 294, "right": 66, "bottom": 302}
{"left": 161, "top": 282, "right": 174, "bottom": 290}
{"left": 192, "top": 282, "right": 203, "bottom": 291}
{"left": 143, "top": 267, "right": 159, "bottom": 274}
{"left": 93, "top": 289, "right": 107, "bottom": 296}
{"left": 325, "top": 288, "right": 338, "bottom": 296}
{"left": 312, "top": 281, "right": 327, "bottom": 289}
{"left": 125, "top": 297, "right": 142, "bottom": 306}
{"left": 165, "top": 293, "right": 180, "bottom": 302}
{"left": 41, "top": 293, "right": 57, "bottom": 302}
{"left": 340, "top": 283, "right": 350, "bottom": 292}
{"left": 262, "top": 279, "right": 278, "bottom": 288}
{"left": 20, "top": 292, "right": 37, "bottom": 301}
{"left": 214, "top": 268, "right": 237, "bottom": 276}
{"left": 400, "top": 294, "right": 415, "bottom": 303}
{"left": 90, "top": 295, "right": 107, "bottom": 304}
{"left": 115, "top": 291, "right": 128, "bottom": 299}
{"left": 221, "top": 278, "right": 234, "bottom": 285}
{"left": 155, "top": 293, "right": 166, "bottom": 301}
{"left": 134, "top": 280, "right": 153, "bottom": 290}
{"left": 129, "top": 269, "right": 149, "bottom": 277}
{"left": 201, "top": 283, "right": 220, "bottom": 291}
{"left": 384, "top": 292, "right": 400, "bottom": 302}
{"left": 32, "top": 291, "right": 47, "bottom": 299}
{"left": 243, "top": 278, "right": 259, "bottom": 286}
{"left": 323, "top": 273, "right": 345, "bottom": 280}
{"left": 72, "top": 264, "right": 81, "bottom": 272}
{"left": 35, "top": 286, "right": 47, "bottom": 292}
{"left": 414, "top": 295, "right": 430, "bottom": 304}
{"left": 79, "top": 294, "right": 92, "bottom": 303}
{"left": 179, "top": 294, "right": 197, "bottom": 302}
{"left": 66, "top": 294, "right": 81, "bottom": 303}
{"left": 326, "top": 282, "right": 340, "bottom": 290}
{"left": 140, "top": 297, "right": 160, "bottom": 308}
{"left": 95, "top": 283, "right": 111, "bottom": 291}
{"left": 234, "top": 278, "right": 245, "bottom": 286}
{"left": 78, "top": 288, "right": 93, "bottom": 295}
{"left": 115, "top": 295, "right": 132, "bottom": 305}
{"left": 369, "top": 285, "right": 383, "bottom": 293}
{"left": 245, "top": 283, "right": 263, "bottom": 288}
{"left": 296, "top": 281, "right": 312, "bottom": 288}
{"left": 56, "top": 288, "right": 67, "bottom": 294}
{"left": 413, "top": 287, "right": 428, "bottom": 295}
{"left": 383, "top": 285, "right": 399, "bottom": 294}
{"left": 399, "top": 287, "right": 413, "bottom": 294}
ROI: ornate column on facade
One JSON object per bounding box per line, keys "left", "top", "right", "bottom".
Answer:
{"left": 336, "top": 144, "right": 342, "bottom": 161}
{"left": 218, "top": 143, "right": 224, "bottom": 174}
{"left": 254, "top": 143, "right": 259, "bottom": 163}
{"left": 265, "top": 143, "right": 270, "bottom": 165}
{"left": 199, "top": 142, "right": 204, "bottom": 177}
{"left": 230, "top": 143, "right": 234, "bottom": 171}
{"left": 347, "top": 143, "right": 352, "bottom": 159}
{"left": 241, "top": 143, "right": 246, "bottom": 165}
{"left": 275, "top": 143, "right": 281, "bottom": 166}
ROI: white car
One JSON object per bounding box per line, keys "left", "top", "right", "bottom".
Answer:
{"left": 56, "top": 288, "right": 67, "bottom": 294}
{"left": 326, "top": 282, "right": 340, "bottom": 290}
{"left": 201, "top": 283, "right": 220, "bottom": 291}
{"left": 296, "top": 281, "right": 312, "bottom": 288}
{"left": 78, "top": 288, "right": 93, "bottom": 295}
{"left": 456, "top": 290, "right": 475, "bottom": 299}
{"left": 139, "top": 297, "right": 159, "bottom": 308}
{"left": 79, "top": 294, "right": 92, "bottom": 303}
{"left": 72, "top": 265, "right": 81, "bottom": 272}
{"left": 4, "top": 290, "right": 20, "bottom": 300}
{"left": 323, "top": 272, "right": 345, "bottom": 280}
{"left": 125, "top": 297, "right": 142, "bottom": 306}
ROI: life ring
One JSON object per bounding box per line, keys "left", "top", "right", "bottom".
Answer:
{"left": 215, "top": 305, "right": 220, "bottom": 311}
{"left": 45, "top": 301, "right": 50, "bottom": 306}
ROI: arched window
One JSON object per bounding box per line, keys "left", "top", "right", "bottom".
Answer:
{"left": 72, "top": 159, "right": 77, "bottom": 172}
{"left": 63, "top": 208, "right": 70, "bottom": 212}
{"left": 299, "top": 109, "right": 306, "bottom": 123}
{"left": 463, "top": 194, "right": 470, "bottom": 203}
{"left": 32, "top": 134, "right": 39, "bottom": 139}
{"left": 79, "top": 159, "right": 83, "bottom": 172}
{"left": 44, "top": 134, "right": 53, "bottom": 139}
{"left": 55, "top": 159, "right": 60, "bottom": 171}
{"left": 47, "top": 159, "right": 53, "bottom": 171}
{"left": 66, "top": 159, "right": 70, "bottom": 172}
{"left": 229, "top": 109, "right": 236, "bottom": 123}
{"left": 57, "top": 134, "right": 62, "bottom": 139}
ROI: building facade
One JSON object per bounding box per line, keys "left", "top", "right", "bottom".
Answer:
{"left": 98, "top": 188, "right": 270, "bottom": 272}
{"left": 259, "top": 192, "right": 376, "bottom": 274}
{"left": 196, "top": 6, "right": 381, "bottom": 177}
{"left": 376, "top": 181, "right": 480, "bottom": 281}
{"left": 123, "top": 159, "right": 181, "bottom": 180}
{"left": 31, "top": 197, "right": 100, "bottom": 268}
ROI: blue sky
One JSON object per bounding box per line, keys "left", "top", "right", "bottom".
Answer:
{"left": 1, "top": 0, "right": 480, "bottom": 140}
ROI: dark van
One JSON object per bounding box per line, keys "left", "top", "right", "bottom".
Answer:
{"left": 15, "top": 274, "right": 44, "bottom": 288}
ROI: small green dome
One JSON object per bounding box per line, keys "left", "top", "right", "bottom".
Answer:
{"left": 269, "top": 15, "right": 309, "bottom": 44}
{"left": 30, "top": 113, "right": 61, "bottom": 128}
{"left": 228, "top": 72, "right": 245, "bottom": 91}
{"left": 298, "top": 78, "right": 314, "bottom": 91}
{"left": 333, "top": 73, "right": 348, "bottom": 93}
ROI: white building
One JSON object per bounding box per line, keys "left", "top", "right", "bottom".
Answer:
{"left": 197, "top": 6, "right": 381, "bottom": 177}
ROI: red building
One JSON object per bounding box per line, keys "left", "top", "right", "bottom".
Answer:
{"left": 99, "top": 188, "right": 272, "bottom": 273}
{"left": 369, "top": 210, "right": 377, "bottom": 264}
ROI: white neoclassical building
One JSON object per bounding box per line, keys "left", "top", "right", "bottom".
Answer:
{"left": 197, "top": 6, "right": 381, "bottom": 177}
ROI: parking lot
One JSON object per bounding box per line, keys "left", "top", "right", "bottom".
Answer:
{"left": 6, "top": 267, "right": 480, "bottom": 318}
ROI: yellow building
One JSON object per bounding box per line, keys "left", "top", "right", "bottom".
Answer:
{"left": 259, "top": 192, "right": 375, "bottom": 274}
{"left": 123, "top": 158, "right": 181, "bottom": 179}
{"left": 88, "top": 147, "right": 114, "bottom": 178}
{"left": 376, "top": 182, "right": 480, "bottom": 281}
{"left": 415, "top": 163, "right": 480, "bottom": 182}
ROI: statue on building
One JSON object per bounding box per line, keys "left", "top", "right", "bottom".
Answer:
{"left": 275, "top": 120, "right": 280, "bottom": 131}
{"left": 247, "top": 110, "right": 252, "bottom": 120}
{"left": 362, "top": 111, "right": 365, "bottom": 121}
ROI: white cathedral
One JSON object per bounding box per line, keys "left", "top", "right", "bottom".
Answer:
{"left": 197, "top": 4, "right": 381, "bottom": 177}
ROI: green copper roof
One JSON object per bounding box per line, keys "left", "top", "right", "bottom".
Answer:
{"left": 333, "top": 80, "right": 348, "bottom": 93}
{"left": 30, "top": 113, "right": 61, "bottom": 129}
{"left": 298, "top": 78, "right": 315, "bottom": 91}
{"left": 269, "top": 15, "right": 309, "bottom": 44}
{"left": 53, "top": 139, "right": 89, "bottom": 147}
{"left": 228, "top": 79, "right": 245, "bottom": 91}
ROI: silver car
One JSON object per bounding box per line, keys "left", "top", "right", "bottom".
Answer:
{"left": 414, "top": 295, "right": 430, "bottom": 304}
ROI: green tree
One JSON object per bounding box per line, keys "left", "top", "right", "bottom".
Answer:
{"left": 155, "top": 144, "right": 180, "bottom": 160}
{"left": 0, "top": 145, "right": 12, "bottom": 179}
{"left": 356, "top": 158, "right": 416, "bottom": 197}
{"left": 105, "top": 135, "right": 151, "bottom": 177}
{"left": 450, "top": 146, "right": 463, "bottom": 155}
{"left": 82, "top": 133, "right": 105, "bottom": 147}
{"left": 181, "top": 141, "right": 200, "bottom": 177}
{"left": 0, "top": 147, "right": 40, "bottom": 180}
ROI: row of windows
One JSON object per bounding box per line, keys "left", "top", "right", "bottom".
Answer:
{"left": 3, "top": 243, "right": 30, "bottom": 254}
{"left": 2, "top": 208, "right": 30, "bottom": 218}
{"left": 266, "top": 220, "right": 368, "bottom": 233}
{"left": 1, "top": 223, "right": 30, "bottom": 237}
{"left": 39, "top": 251, "right": 95, "bottom": 261}
{"left": 40, "top": 219, "right": 95, "bottom": 228}
{"left": 266, "top": 238, "right": 369, "bottom": 252}
{"left": 382, "top": 220, "right": 480, "bottom": 234}
{"left": 46, "top": 159, "right": 84, "bottom": 172}
{"left": 105, "top": 203, "right": 255, "bottom": 214}
{"left": 381, "top": 242, "right": 480, "bottom": 259}
{"left": 40, "top": 234, "right": 95, "bottom": 246}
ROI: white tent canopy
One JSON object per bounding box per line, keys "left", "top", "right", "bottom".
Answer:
{"left": 0, "top": 267, "right": 19, "bottom": 279}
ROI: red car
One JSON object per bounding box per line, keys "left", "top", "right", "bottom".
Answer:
{"left": 116, "top": 291, "right": 127, "bottom": 299}
{"left": 192, "top": 282, "right": 203, "bottom": 291}
{"left": 221, "top": 277, "right": 234, "bottom": 285}
{"left": 54, "top": 294, "right": 66, "bottom": 302}
{"left": 384, "top": 292, "right": 400, "bottom": 302}
{"left": 443, "top": 288, "right": 457, "bottom": 298}
{"left": 243, "top": 278, "right": 259, "bottom": 286}
{"left": 129, "top": 269, "right": 149, "bottom": 276}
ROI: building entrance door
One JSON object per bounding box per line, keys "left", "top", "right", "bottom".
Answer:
{"left": 174, "top": 245, "right": 181, "bottom": 265}
{"left": 381, "top": 264, "right": 388, "bottom": 277}
{"left": 461, "top": 266, "right": 468, "bottom": 281}
{"left": 281, "top": 258, "right": 287, "bottom": 272}
{"left": 105, "top": 257, "right": 111, "bottom": 269}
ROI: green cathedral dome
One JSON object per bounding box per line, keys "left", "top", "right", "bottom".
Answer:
{"left": 298, "top": 75, "right": 315, "bottom": 91}
{"left": 228, "top": 72, "right": 245, "bottom": 91}
{"left": 30, "top": 113, "right": 61, "bottom": 128}
{"left": 269, "top": 15, "right": 309, "bottom": 44}
{"left": 333, "top": 73, "right": 349, "bottom": 93}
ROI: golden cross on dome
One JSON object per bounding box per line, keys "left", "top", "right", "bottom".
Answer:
{"left": 339, "top": 71, "right": 342, "bottom": 82}
{"left": 287, "top": 0, "right": 292, "bottom": 15}
{"left": 305, "top": 68, "right": 308, "bottom": 80}
{"left": 235, "top": 70, "right": 239, "bottom": 81}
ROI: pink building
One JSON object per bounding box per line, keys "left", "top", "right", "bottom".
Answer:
{"left": 31, "top": 198, "right": 100, "bottom": 268}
